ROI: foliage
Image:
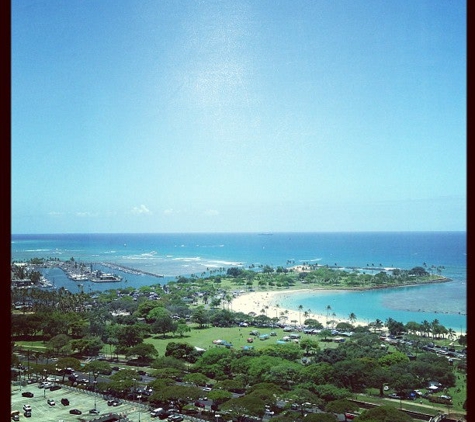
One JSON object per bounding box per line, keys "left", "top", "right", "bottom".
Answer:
{"left": 310, "top": 384, "right": 352, "bottom": 403}
{"left": 151, "top": 355, "right": 187, "bottom": 371}
{"left": 125, "top": 342, "right": 158, "bottom": 361}
{"left": 165, "top": 341, "right": 199, "bottom": 363}
{"left": 356, "top": 404, "right": 413, "bottom": 421}
{"left": 220, "top": 395, "right": 266, "bottom": 421}
{"left": 303, "top": 414, "right": 338, "bottom": 422}
{"left": 70, "top": 335, "right": 103, "bottom": 356}
{"left": 192, "top": 306, "right": 209, "bottom": 328}
{"left": 324, "top": 398, "right": 359, "bottom": 415}
{"left": 149, "top": 385, "right": 203, "bottom": 411}
{"left": 378, "top": 351, "right": 410, "bottom": 367}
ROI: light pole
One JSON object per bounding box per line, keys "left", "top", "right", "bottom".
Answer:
{"left": 18, "top": 365, "right": 22, "bottom": 391}
{"left": 134, "top": 379, "right": 141, "bottom": 422}
{"left": 43, "top": 369, "right": 47, "bottom": 398}
{"left": 93, "top": 372, "right": 98, "bottom": 410}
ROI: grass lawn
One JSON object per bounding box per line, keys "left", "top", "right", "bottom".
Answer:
{"left": 142, "top": 324, "right": 339, "bottom": 356}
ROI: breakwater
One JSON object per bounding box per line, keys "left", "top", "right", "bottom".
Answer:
{"left": 100, "top": 262, "right": 164, "bottom": 278}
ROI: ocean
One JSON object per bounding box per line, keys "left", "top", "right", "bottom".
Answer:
{"left": 11, "top": 232, "right": 467, "bottom": 333}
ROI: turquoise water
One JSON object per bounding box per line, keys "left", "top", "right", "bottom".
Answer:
{"left": 11, "top": 232, "right": 466, "bottom": 333}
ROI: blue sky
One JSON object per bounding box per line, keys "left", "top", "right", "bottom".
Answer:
{"left": 11, "top": 0, "right": 466, "bottom": 234}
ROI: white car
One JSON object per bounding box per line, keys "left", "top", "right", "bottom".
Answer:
{"left": 23, "top": 405, "right": 32, "bottom": 412}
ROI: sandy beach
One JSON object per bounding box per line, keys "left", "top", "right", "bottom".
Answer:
{"left": 231, "top": 289, "right": 367, "bottom": 329}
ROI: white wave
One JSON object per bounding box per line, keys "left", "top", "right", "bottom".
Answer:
{"left": 299, "top": 258, "right": 322, "bottom": 263}
{"left": 139, "top": 251, "right": 158, "bottom": 257}
{"left": 25, "top": 249, "right": 51, "bottom": 252}
{"left": 173, "top": 257, "right": 201, "bottom": 262}
{"left": 207, "top": 260, "right": 243, "bottom": 266}
{"left": 125, "top": 254, "right": 162, "bottom": 260}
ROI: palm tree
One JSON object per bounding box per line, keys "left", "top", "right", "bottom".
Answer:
{"left": 372, "top": 319, "right": 383, "bottom": 333}
{"left": 224, "top": 294, "right": 233, "bottom": 310}
{"left": 298, "top": 305, "right": 304, "bottom": 326}
{"left": 421, "top": 320, "right": 431, "bottom": 338}
{"left": 447, "top": 328, "right": 456, "bottom": 341}
{"left": 325, "top": 305, "right": 332, "bottom": 325}
{"left": 348, "top": 313, "right": 357, "bottom": 325}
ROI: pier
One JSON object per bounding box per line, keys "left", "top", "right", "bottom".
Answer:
{"left": 100, "top": 262, "right": 164, "bottom": 278}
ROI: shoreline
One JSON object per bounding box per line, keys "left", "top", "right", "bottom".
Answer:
{"left": 230, "top": 288, "right": 466, "bottom": 334}
{"left": 231, "top": 289, "right": 368, "bottom": 329}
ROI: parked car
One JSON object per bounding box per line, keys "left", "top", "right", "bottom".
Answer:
{"left": 24, "top": 411, "right": 31, "bottom": 418}
{"left": 69, "top": 409, "right": 82, "bottom": 415}
{"left": 150, "top": 408, "right": 163, "bottom": 417}
{"left": 21, "top": 392, "right": 34, "bottom": 398}
{"left": 47, "top": 399, "right": 55, "bottom": 406}
{"left": 50, "top": 385, "right": 61, "bottom": 391}
{"left": 168, "top": 415, "right": 183, "bottom": 422}
{"left": 61, "top": 398, "right": 70, "bottom": 406}
{"left": 22, "top": 405, "right": 32, "bottom": 412}
{"left": 89, "top": 409, "right": 100, "bottom": 414}
{"left": 194, "top": 401, "right": 205, "bottom": 408}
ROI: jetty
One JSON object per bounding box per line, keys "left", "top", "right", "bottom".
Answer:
{"left": 100, "top": 262, "right": 164, "bottom": 278}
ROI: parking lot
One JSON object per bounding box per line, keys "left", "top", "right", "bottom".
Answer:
{"left": 11, "top": 383, "right": 156, "bottom": 422}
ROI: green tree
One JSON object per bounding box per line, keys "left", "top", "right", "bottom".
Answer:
{"left": 300, "top": 362, "right": 334, "bottom": 385}
{"left": 152, "top": 356, "right": 187, "bottom": 371}
{"left": 303, "top": 414, "right": 339, "bottom": 422}
{"left": 149, "top": 308, "right": 177, "bottom": 338}
{"left": 325, "top": 399, "right": 360, "bottom": 421}
{"left": 311, "top": 384, "right": 351, "bottom": 402}
{"left": 283, "top": 387, "right": 322, "bottom": 417}
{"left": 165, "top": 342, "right": 198, "bottom": 363}
{"left": 378, "top": 351, "right": 410, "bottom": 367}
{"left": 82, "top": 360, "right": 113, "bottom": 376}
{"left": 331, "top": 359, "right": 368, "bottom": 392}
{"left": 41, "top": 311, "right": 69, "bottom": 339}
{"left": 264, "top": 361, "right": 303, "bottom": 389}
{"left": 300, "top": 338, "right": 320, "bottom": 356}
{"left": 192, "top": 306, "right": 209, "bottom": 328}
{"left": 183, "top": 373, "right": 211, "bottom": 387}
{"left": 125, "top": 343, "right": 158, "bottom": 362}
{"left": 207, "top": 388, "right": 233, "bottom": 406}
{"left": 70, "top": 335, "right": 104, "bottom": 356}
{"left": 106, "top": 368, "right": 137, "bottom": 396}
{"left": 149, "top": 385, "right": 203, "bottom": 412}
{"left": 357, "top": 404, "right": 413, "bottom": 421}
{"left": 174, "top": 322, "right": 191, "bottom": 337}
{"left": 48, "top": 334, "right": 71, "bottom": 355}
{"left": 116, "top": 324, "right": 145, "bottom": 348}
{"left": 220, "top": 395, "right": 266, "bottom": 421}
